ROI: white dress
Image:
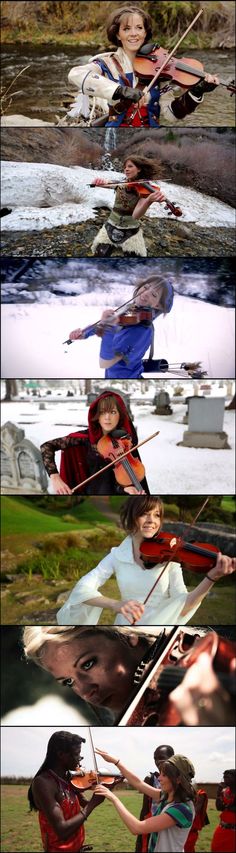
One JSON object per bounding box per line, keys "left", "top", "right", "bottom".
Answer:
{"left": 57, "top": 536, "right": 201, "bottom": 626}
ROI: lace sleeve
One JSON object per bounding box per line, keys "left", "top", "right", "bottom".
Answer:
{"left": 40, "top": 435, "right": 87, "bottom": 476}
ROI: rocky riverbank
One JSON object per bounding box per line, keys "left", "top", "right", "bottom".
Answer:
{"left": 1, "top": 213, "right": 235, "bottom": 258}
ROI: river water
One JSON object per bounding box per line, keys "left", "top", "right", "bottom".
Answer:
{"left": 1, "top": 43, "right": 235, "bottom": 125}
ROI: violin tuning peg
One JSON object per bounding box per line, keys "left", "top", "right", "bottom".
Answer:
{"left": 133, "top": 661, "right": 146, "bottom": 684}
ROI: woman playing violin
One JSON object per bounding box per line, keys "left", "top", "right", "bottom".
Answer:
{"left": 56, "top": 496, "right": 236, "bottom": 627}
{"left": 68, "top": 274, "right": 174, "bottom": 379}
{"left": 90, "top": 156, "right": 166, "bottom": 258}
{"left": 68, "top": 5, "right": 219, "bottom": 128}
{"left": 23, "top": 625, "right": 235, "bottom": 725}
{"left": 40, "top": 391, "right": 149, "bottom": 495}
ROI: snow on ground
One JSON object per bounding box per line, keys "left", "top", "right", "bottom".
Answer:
{"left": 1, "top": 161, "right": 235, "bottom": 230}
{"left": 1, "top": 399, "right": 235, "bottom": 494}
{"left": 1, "top": 295, "right": 235, "bottom": 379}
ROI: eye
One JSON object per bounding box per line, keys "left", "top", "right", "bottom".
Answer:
{"left": 62, "top": 678, "right": 74, "bottom": 688}
{"left": 81, "top": 658, "right": 96, "bottom": 671}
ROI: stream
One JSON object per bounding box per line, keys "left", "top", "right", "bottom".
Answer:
{"left": 1, "top": 43, "right": 235, "bottom": 125}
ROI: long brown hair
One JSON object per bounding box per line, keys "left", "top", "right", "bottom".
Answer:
{"left": 107, "top": 5, "right": 152, "bottom": 46}
{"left": 120, "top": 496, "right": 164, "bottom": 533}
{"left": 123, "top": 155, "right": 158, "bottom": 180}
{"left": 162, "top": 760, "right": 196, "bottom": 804}
{"left": 133, "top": 274, "right": 173, "bottom": 315}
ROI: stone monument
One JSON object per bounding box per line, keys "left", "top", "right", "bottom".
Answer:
{"left": 153, "top": 390, "right": 173, "bottom": 415}
{"left": 178, "top": 398, "right": 230, "bottom": 448}
{"left": 1, "top": 421, "right": 48, "bottom": 493}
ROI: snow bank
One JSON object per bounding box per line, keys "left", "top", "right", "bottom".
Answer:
{"left": 1, "top": 161, "right": 235, "bottom": 230}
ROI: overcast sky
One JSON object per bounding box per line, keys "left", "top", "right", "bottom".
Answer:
{"left": 1, "top": 726, "right": 235, "bottom": 783}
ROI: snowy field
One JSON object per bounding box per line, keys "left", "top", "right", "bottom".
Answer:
{"left": 1, "top": 397, "right": 235, "bottom": 494}
{"left": 2, "top": 294, "right": 235, "bottom": 379}
{"left": 1, "top": 162, "right": 235, "bottom": 230}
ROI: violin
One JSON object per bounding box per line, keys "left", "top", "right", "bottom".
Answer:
{"left": 97, "top": 430, "right": 145, "bottom": 492}
{"left": 70, "top": 729, "right": 123, "bottom": 791}
{"left": 63, "top": 306, "right": 155, "bottom": 346}
{"left": 118, "top": 628, "right": 236, "bottom": 727}
{"left": 134, "top": 44, "right": 236, "bottom": 96}
{"left": 140, "top": 530, "right": 220, "bottom": 573}
{"left": 70, "top": 769, "right": 118, "bottom": 791}
{"left": 90, "top": 179, "right": 182, "bottom": 218}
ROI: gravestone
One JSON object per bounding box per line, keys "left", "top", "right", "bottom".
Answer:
{"left": 178, "top": 398, "right": 230, "bottom": 448}
{"left": 153, "top": 390, "right": 173, "bottom": 415}
{"left": 1, "top": 421, "right": 48, "bottom": 493}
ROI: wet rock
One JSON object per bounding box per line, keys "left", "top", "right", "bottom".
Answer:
{"left": 1, "top": 215, "right": 235, "bottom": 257}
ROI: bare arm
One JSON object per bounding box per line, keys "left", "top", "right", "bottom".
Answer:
{"left": 94, "top": 786, "right": 175, "bottom": 836}
{"left": 132, "top": 190, "right": 166, "bottom": 220}
{"left": 32, "top": 777, "right": 101, "bottom": 842}
{"left": 180, "top": 553, "right": 236, "bottom": 617}
{"left": 94, "top": 751, "right": 161, "bottom": 800}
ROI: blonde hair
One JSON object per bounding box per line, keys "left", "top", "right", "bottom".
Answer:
{"left": 23, "top": 625, "right": 159, "bottom": 668}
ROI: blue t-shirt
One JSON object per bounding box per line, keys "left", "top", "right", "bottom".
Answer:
{"left": 100, "top": 324, "right": 153, "bottom": 378}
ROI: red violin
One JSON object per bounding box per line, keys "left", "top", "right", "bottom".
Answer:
{"left": 140, "top": 530, "right": 220, "bottom": 573}
{"left": 63, "top": 306, "right": 155, "bottom": 347}
{"left": 134, "top": 44, "right": 236, "bottom": 96}
{"left": 90, "top": 179, "right": 182, "bottom": 218}
{"left": 70, "top": 769, "right": 117, "bottom": 791}
{"left": 97, "top": 432, "right": 145, "bottom": 493}
{"left": 123, "top": 629, "right": 236, "bottom": 727}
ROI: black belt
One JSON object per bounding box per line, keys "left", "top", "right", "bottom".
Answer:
{"left": 220, "top": 821, "right": 236, "bottom": 829}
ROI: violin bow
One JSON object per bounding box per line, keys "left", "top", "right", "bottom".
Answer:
{"left": 88, "top": 728, "right": 100, "bottom": 780}
{"left": 133, "top": 494, "right": 211, "bottom": 623}
{"left": 131, "top": 7, "right": 203, "bottom": 118}
{"left": 63, "top": 293, "right": 141, "bottom": 346}
{"left": 71, "top": 429, "right": 160, "bottom": 492}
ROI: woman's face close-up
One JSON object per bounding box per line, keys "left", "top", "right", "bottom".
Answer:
{"left": 42, "top": 635, "right": 137, "bottom": 714}
{"left": 134, "top": 284, "right": 164, "bottom": 309}
{"left": 135, "top": 505, "right": 162, "bottom": 538}
{"left": 159, "top": 770, "right": 174, "bottom": 796}
{"left": 118, "top": 13, "right": 146, "bottom": 53}
{"left": 98, "top": 405, "right": 120, "bottom": 434}
{"left": 124, "top": 159, "right": 140, "bottom": 180}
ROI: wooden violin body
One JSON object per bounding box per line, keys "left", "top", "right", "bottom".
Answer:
{"left": 140, "top": 530, "right": 220, "bottom": 573}
{"left": 134, "top": 44, "right": 236, "bottom": 95}
{"left": 90, "top": 179, "right": 182, "bottom": 217}
{"left": 70, "top": 770, "right": 117, "bottom": 791}
{"left": 97, "top": 432, "right": 145, "bottom": 492}
{"left": 118, "top": 628, "right": 236, "bottom": 727}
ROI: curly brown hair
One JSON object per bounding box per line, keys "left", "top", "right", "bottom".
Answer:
{"left": 107, "top": 5, "right": 152, "bottom": 47}
{"left": 123, "top": 155, "right": 158, "bottom": 180}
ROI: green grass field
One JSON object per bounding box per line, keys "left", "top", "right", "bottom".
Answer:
{"left": 1, "top": 786, "right": 219, "bottom": 852}
{"left": 1, "top": 495, "right": 235, "bottom": 624}
{"left": 1, "top": 497, "right": 113, "bottom": 552}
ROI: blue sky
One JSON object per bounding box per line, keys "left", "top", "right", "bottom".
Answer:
{"left": 1, "top": 726, "right": 235, "bottom": 783}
